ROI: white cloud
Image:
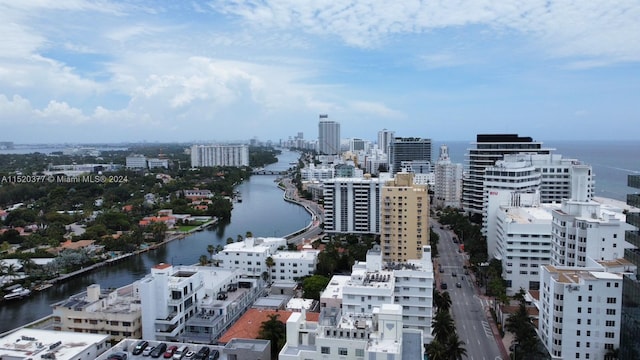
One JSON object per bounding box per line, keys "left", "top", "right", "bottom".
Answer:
{"left": 211, "top": 0, "right": 640, "bottom": 64}
{"left": 350, "top": 101, "right": 405, "bottom": 119}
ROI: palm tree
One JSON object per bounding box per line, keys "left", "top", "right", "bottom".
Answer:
{"left": 245, "top": 231, "right": 253, "bottom": 238}
{"left": 226, "top": 237, "right": 234, "bottom": 245}
{"left": 432, "top": 309, "right": 455, "bottom": 342}
{"left": 258, "top": 314, "right": 286, "bottom": 359}
{"left": 265, "top": 256, "right": 275, "bottom": 284}
{"left": 426, "top": 339, "right": 447, "bottom": 360}
{"left": 206, "top": 244, "right": 215, "bottom": 260}
{"left": 445, "top": 333, "right": 467, "bottom": 360}
{"left": 438, "top": 291, "right": 452, "bottom": 313}
{"left": 198, "top": 255, "right": 209, "bottom": 266}
{"left": 236, "top": 234, "right": 243, "bottom": 243}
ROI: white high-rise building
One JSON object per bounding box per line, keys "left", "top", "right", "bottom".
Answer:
{"left": 320, "top": 246, "right": 434, "bottom": 343}
{"left": 509, "top": 153, "right": 595, "bottom": 204}
{"left": 139, "top": 264, "right": 262, "bottom": 343}
{"left": 490, "top": 191, "right": 556, "bottom": 295}
{"left": 482, "top": 158, "right": 541, "bottom": 240}
{"left": 550, "top": 198, "right": 635, "bottom": 267}
{"left": 280, "top": 304, "right": 424, "bottom": 360}
{"left": 323, "top": 175, "right": 391, "bottom": 234}
{"left": 463, "top": 134, "right": 552, "bottom": 219}
{"left": 377, "top": 128, "right": 395, "bottom": 155}
{"left": 190, "top": 144, "right": 249, "bottom": 167}
{"left": 537, "top": 265, "right": 624, "bottom": 360}
{"left": 434, "top": 145, "right": 463, "bottom": 209}
{"left": 318, "top": 115, "right": 341, "bottom": 155}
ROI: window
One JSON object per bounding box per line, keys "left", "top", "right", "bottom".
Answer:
{"left": 321, "top": 347, "right": 330, "bottom": 354}
{"left": 605, "top": 332, "right": 615, "bottom": 338}
{"left": 338, "top": 348, "right": 348, "bottom": 356}
{"left": 607, "top": 309, "right": 616, "bottom": 315}
{"left": 356, "top": 348, "right": 365, "bottom": 356}
{"left": 605, "top": 320, "right": 616, "bottom": 327}
{"left": 607, "top": 297, "right": 617, "bottom": 304}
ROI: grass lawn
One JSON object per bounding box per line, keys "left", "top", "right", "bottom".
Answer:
{"left": 177, "top": 222, "right": 205, "bottom": 232}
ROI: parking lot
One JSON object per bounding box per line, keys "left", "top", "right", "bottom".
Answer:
{"left": 97, "top": 340, "right": 224, "bottom": 360}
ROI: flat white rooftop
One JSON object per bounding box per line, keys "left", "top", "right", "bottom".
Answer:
{"left": 0, "top": 328, "right": 109, "bottom": 360}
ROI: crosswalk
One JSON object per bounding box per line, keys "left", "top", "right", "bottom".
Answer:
{"left": 481, "top": 320, "right": 493, "bottom": 338}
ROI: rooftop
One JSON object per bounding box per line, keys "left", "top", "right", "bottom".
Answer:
{"left": 0, "top": 328, "right": 109, "bottom": 360}
{"left": 218, "top": 309, "right": 319, "bottom": 344}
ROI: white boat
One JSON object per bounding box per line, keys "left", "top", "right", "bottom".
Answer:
{"left": 3, "top": 285, "right": 31, "bottom": 300}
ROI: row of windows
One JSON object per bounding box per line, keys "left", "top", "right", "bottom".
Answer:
{"left": 320, "top": 347, "right": 365, "bottom": 356}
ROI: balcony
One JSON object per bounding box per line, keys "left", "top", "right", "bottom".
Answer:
{"left": 628, "top": 193, "right": 640, "bottom": 209}
{"left": 624, "top": 248, "right": 640, "bottom": 267}
{"left": 626, "top": 229, "right": 640, "bottom": 248}
{"left": 627, "top": 212, "right": 640, "bottom": 228}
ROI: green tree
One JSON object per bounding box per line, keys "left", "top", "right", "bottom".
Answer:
{"left": 258, "top": 314, "right": 286, "bottom": 359}
{"left": 265, "top": 256, "right": 275, "bottom": 284}
{"left": 432, "top": 310, "right": 455, "bottom": 343}
{"left": 444, "top": 333, "right": 467, "bottom": 360}
{"left": 302, "top": 275, "right": 330, "bottom": 300}
{"left": 426, "top": 339, "right": 447, "bottom": 360}
{"left": 199, "top": 254, "right": 209, "bottom": 266}
{"left": 207, "top": 244, "right": 215, "bottom": 260}
{"left": 226, "top": 237, "right": 234, "bottom": 245}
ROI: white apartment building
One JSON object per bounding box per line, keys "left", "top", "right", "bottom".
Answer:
{"left": 363, "top": 151, "right": 388, "bottom": 175}
{"left": 537, "top": 265, "right": 623, "bottom": 360}
{"left": 490, "top": 192, "right": 556, "bottom": 295}
{"left": 504, "top": 153, "right": 594, "bottom": 204}
{"left": 213, "top": 237, "right": 287, "bottom": 278}
{"left": 52, "top": 283, "right": 142, "bottom": 342}
{"left": 434, "top": 144, "right": 463, "bottom": 209}
{"left": 551, "top": 198, "right": 635, "bottom": 267}
{"left": 318, "top": 116, "right": 341, "bottom": 155}
{"left": 482, "top": 159, "right": 541, "bottom": 238}
{"left": 279, "top": 304, "right": 424, "bottom": 360}
{"left": 271, "top": 250, "right": 320, "bottom": 282}
{"left": 463, "top": 134, "right": 552, "bottom": 218}
{"left": 323, "top": 175, "right": 390, "bottom": 234}
{"left": 0, "top": 328, "right": 110, "bottom": 360}
{"left": 147, "top": 158, "right": 169, "bottom": 169}
{"left": 126, "top": 154, "right": 147, "bottom": 169}
{"left": 190, "top": 144, "right": 249, "bottom": 167}
{"left": 377, "top": 128, "right": 395, "bottom": 155}
{"left": 300, "top": 164, "right": 335, "bottom": 181}
{"left": 321, "top": 246, "right": 434, "bottom": 343}
{"left": 139, "top": 264, "right": 263, "bottom": 343}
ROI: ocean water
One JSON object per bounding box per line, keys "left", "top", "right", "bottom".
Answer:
{"left": 435, "top": 140, "right": 640, "bottom": 202}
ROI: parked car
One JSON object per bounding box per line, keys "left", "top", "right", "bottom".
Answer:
{"left": 143, "top": 346, "right": 156, "bottom": 356}
{"left": 452, "top": 272, "right": 457, "bottom": 277}
{"left": 440, "top": 282, "right": 447, "bottom": 290}
{"left": 207, "top": 350, "right": 220, "bottom": 360}
{"left": 133, "top": 340, "right": 149, "bottom": 355}
{"left": 151, "top": 343, "right": 167, "bottom": 358}
{"left": 164, "top": 346, "right": 178, "bottom": 358}
{"left": 194, "top": 346, "right": 210, "bottom": 360}
{"left": 108, "top": 352, "right": 128, "bottom": 360}
{"left": 173, "top": 346, "right": 189, "bottom": 360}
{"left": 183, "top": 351, "right": 196, "bottom": 360}
{"left": 456, "top": 282, "right": 462, "bottom": 288}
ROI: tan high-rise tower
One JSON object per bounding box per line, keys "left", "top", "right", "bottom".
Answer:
{"left": 381, "top": 173, "right": 430, "bottom": 262}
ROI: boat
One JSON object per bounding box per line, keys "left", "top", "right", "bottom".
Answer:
{"left": 3, "top": 285, "right": 31, "bottom": 300}
{"left": 236, "top": 195, "right": 242, "bottom": 203}
{"left": 34, "top": 283, "right": 53, "bottom": 291}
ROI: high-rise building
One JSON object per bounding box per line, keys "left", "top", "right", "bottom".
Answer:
{"left": 550, "top": 196, "right": 634, "bottom": 267}
{"left": 463, "top": 134, "right": 552, "bottom": 219}
{"left": 323, "top": 176, "right": 389, "bottom": 234}
{"left": 377, "top": 129, "right": 395, "bottom": 155}
{"left": 318, "top": 115, "right": 340, "bottom": 155}
{"left": 380, "top": 173, "right": 429, "bottom": 262}
{"left": 538, "top": 265, "right": 624, "bottom": 360}
{"left": 434, "top": 145, "right": 463, "bottom": 209}
{"left": 388, "top": 137, "right": 432, "bottom": 174}
{"left": 190, "top": 144, "right": 249, "bottom": 167}
{"left": 618, "top": 175, "right": 640, "bottom": 359}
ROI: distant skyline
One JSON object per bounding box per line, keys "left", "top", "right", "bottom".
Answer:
{"left": 1, "top": 1, "right": 639, "bottom": 143}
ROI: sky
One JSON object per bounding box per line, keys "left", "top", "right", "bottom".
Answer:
{"left": 0, "top": 1, "right": 639, "bottom": 144}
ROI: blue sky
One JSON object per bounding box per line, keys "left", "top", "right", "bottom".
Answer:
{"left": 0, "top": 0, "right": 639, "bottom": 144}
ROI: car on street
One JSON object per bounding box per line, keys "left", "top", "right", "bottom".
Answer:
{"left": 164, "top": 346, "right": 178, "bottom": 358}
{"left": 452, "top": 272, "right": 457, "bottom": 277}
{"left": 440, "top": 282, "right": 447, "bottom": 290}
{"left": 456, "top": 282, "right": 462, "bottom": 288}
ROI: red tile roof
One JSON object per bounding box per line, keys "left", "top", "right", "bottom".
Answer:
{"left": 218, "top": 308, "right": 320, "bottom": 344}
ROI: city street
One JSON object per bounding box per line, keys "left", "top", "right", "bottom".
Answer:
{"left": 432, "top": 218, "right": 504, "bottom": 360}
